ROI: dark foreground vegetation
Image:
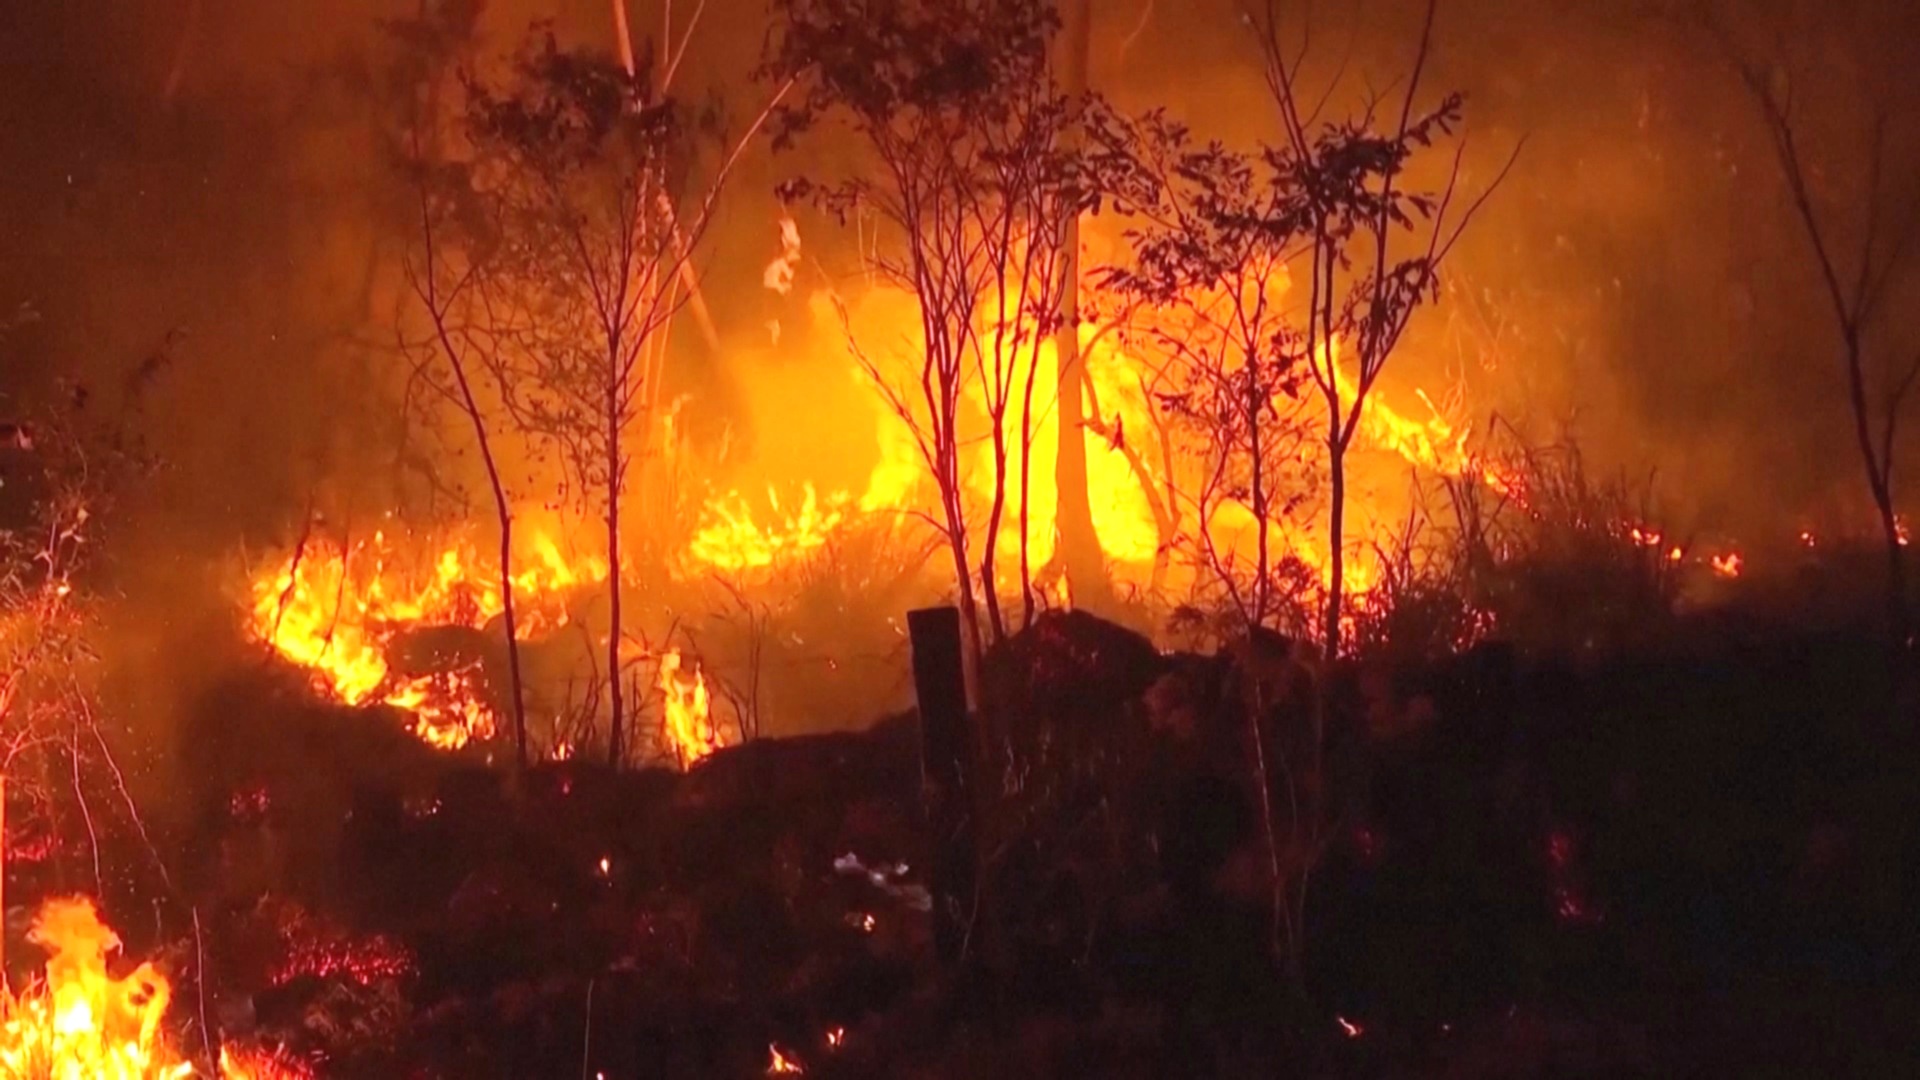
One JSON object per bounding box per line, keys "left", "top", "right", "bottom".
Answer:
{"left": 22, "top": 574, "right": 1914, "bottom": 1078}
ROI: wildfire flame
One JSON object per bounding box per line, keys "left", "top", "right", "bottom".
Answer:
{"left": 687, "top": 484, "right": 848, "bottom": 572}
{"left": 247, "top": 526, "right": 607, "bottom": 750}
{"left": 0, "top": 898, "right": 184, "bottom": 1080}
{"left": 0, "top": 897, "right": 297, "bottom": 1080}
{"left": 658, "top": 648, "right": 729, "bottom": 767}
{"left": 217, "top": 1047, "right": 311, "bottom": 1080}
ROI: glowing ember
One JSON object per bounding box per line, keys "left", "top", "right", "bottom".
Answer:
{"left": 217, "top": 1046, "right": 312, "bottom": 1080}
{"left": 658, "top": 649, "right": 730, "bottom": 767}
{"left": 227, "top": 785, "right": 270, "bottom": 823}
{"left": 268, "top": 930, "right": 415, "bottom": 990}
{"left": 1553, "top": 885, "right": 1604, "bottom": 925}
{"left": 1711, "top": 552, "right": 1743, "bottom": 578}
{"left": 247, "top": 526, "right": 606, "bottom": 750}
{"left": 1336, "top": 1015, "right": 1364, "bottom": 1039}
{"left": 825, "top": 1027, "right": 845, "bottom": 1049}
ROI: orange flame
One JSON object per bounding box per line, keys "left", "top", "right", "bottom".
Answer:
{"left": 0, "top": 898, "right": 185, "bottom": 1080}
{"left": 0, "top": 897, "right": 297, "bottom": 1079}
{"left": 247, "top": 526, "right": 607, "bottom": 750}
{"left": 658, "top": 648, "right": 730, "bottom": 767}
{"left": 687, "top": 484, "right": 848, "bottom": 572}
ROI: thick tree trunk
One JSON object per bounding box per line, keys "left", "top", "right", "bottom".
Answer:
{"left": 1052, "top": 0, "right": 1106, "bottom": 611}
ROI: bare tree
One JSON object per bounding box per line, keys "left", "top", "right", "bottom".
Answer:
{"left": 437, "top": 33, "right": 783, "bottom": 766}
{"left": 403, "top": 194, "right": 536, "bottom": 773}
{"left": 1099, "top": 112, "right": 1319, "bottom": 628}
{"left": 387, "top": 6, "right": 536, "bottom": 772}
{"left": 766, "top": 0, "right": 1100, "bottom": 670}
{"left": 1709, "top": 4, "right": 1920, "bottom": 650}
{"left": 1099, "top": 0, "right": 1511, "bottom": 980}
{"left": 0, "top": 335, "right": 165, "bottom": 965}
{"left": 1246, "top": 0, "right": 1514, "bottom": 659}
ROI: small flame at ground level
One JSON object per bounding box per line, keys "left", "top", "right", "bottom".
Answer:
{"left": 658, "top": 648, "right": 730, "bottom": 767}
{"left": 767, "top": 1043, "right": 804, "bottom": 1074}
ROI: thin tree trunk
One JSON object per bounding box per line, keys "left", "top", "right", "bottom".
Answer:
{"left": 1, "top": 768, "right": 7, "bottom": 976}
{"left": 940, "top": 436, "right": 985, "bottom": 696}
{"left": 494, "top": 513, "right": 529, "bottom": 770}
{"left": 980, "top": 426, "right": 1009, "bottom": 642}
{"left": 606, "top": 362, "right": 626, "bottom": 769}
{"left": 1874, "top": 483, "right": 1908, "bottom": 649}
{"left": 611, "top": 0, "right": 722, "bottom": 357}
{"left": 1018, "top": 391, "right": 1037, "bottom": 627}
{"left": 1249, "top": 372, "right": 1270, "bottom": 625}
{"left": 444, "top": 337, "right": 530, "bottom": 770}
{"left": 1844, "top": 333, "right": 1911, "bottom": 651}
{"left": 1325, "top": 440, "right": 1347, "bottom": 659}
{"left": 419, "top": 205, "right": 531, "bottom": 772}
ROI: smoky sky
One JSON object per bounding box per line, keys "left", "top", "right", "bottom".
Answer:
{"left": 3, "top": 0, "right": 1919, "bottom": 561}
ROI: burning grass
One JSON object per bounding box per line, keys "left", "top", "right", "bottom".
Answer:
{"left": 246, "top": 525, "right": 607, "bottom": 749}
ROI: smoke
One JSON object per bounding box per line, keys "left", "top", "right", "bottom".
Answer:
{"left": 2, "top": 0, "right": 1918, "bottom": 773}
{"left": 1101, "top": 0, "right": 1920, "bottom": 536}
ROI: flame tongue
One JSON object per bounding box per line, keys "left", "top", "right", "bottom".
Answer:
{"left": 659, "top": 648, "right": 729, "bottom": 766}
{"left": 0, "top": 897, "right": 189, "bottom": 1080}
{"left": 248, "top": 527, "right": 608, "bottom": 751}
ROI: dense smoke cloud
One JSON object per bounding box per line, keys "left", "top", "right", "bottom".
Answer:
{"left": 6, "top": 0, "right": 1915, "bottom": 538}
{"left": 2, "top": 0, "right": 1918, "bottom": 766}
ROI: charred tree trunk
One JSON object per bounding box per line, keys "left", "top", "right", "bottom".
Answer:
{"left": 908, "top": 606, "right": 975, "bottom": 969}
